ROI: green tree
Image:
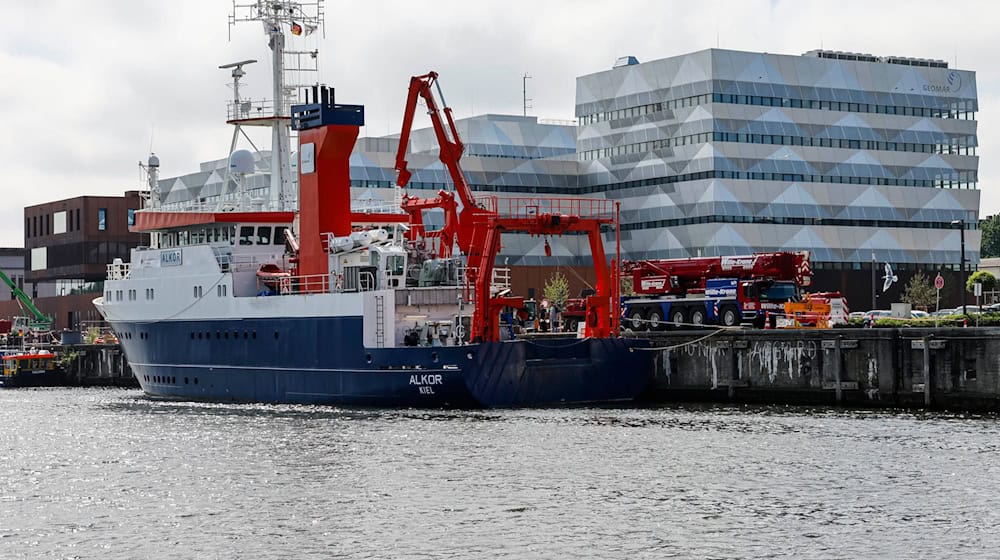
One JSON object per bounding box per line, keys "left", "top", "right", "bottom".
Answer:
{"left": 981, "top": 215, "right": 1000, "bottom": 259}
{"left": 967, "top": 270, "right": 997, "bottom": 294}
{"left": 620, "top": 274, "right": 634, "bottom": 296}
{"left": 543, "top": 271, "right": 569, "bottom": 309}
{"left": 902, "top": 271, "right": 937, "bottom": 311}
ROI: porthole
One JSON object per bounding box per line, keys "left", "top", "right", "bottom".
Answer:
{"left": 365, "top": 353, "right": 373, "bottom": 364}
{"left": 197, "top": 332, "right": 202, "bottom": 340}
{"left": 194, "top": 378, "right": 198, "bottom": 385}
{"left": 184, "top": 377, "right": 189, "bottom": 385}
{"left": 431, "top": 352, "right": 439, "bottom": 363}
{"left": 252, "top": 331, "right": 257, "bottom": 339}
{"left": 466, "top": 352, "right": 474, "bottom": 360}
{"left": 274, "top": 331, "right": 279, "bottom": 339}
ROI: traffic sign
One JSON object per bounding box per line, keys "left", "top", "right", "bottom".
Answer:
{"left": 934, "top": 274, "right": 945, "bottom": 290}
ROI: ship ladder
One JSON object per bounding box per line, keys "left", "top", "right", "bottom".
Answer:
{"left": 375, "top": 294, "right": 386, "bottom": 348}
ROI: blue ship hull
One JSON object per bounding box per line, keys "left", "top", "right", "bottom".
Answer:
{"left": 111, "top": 317, "right": 653, "bottom": 407}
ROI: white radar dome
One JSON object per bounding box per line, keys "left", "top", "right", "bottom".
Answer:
{"left": 148, "top": 153, "right": 160, "bottom": 167}
{"left": 229, "top": 149, "right": 256, "bottom": 174}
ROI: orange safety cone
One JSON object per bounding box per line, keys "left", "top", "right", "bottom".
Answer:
{"left": 764, "top": 312, "right": 771, "bottom": 329}
{"left": 963, "top": 317, "right": 968, "bottom": 328}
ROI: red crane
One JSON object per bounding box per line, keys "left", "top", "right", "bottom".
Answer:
{"left": 395, "top": 71, "right": 491, "bottom": 259}
{"left": 394, "top": 71, "right": 622, "bottom": 342}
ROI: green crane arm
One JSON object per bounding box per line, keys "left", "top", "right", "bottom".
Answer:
{"left": 0, "top": 268, "right": 50, "bottom": 325}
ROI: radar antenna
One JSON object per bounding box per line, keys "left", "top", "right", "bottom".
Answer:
{"left": 227, "top": 1, "right": 325, "bottom": 212}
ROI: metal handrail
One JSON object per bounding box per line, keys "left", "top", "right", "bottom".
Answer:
{"left": 482, "top": 196, "right": 616, "bottom": 220}
{"left": 106, "top": 262, "right": 131, "bottom": 280}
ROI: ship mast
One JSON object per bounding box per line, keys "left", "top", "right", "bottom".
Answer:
{"left": 228, "top": 0, "right": 324, "bottom": 212}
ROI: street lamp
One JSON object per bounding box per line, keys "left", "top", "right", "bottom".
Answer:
{"left": 951, "top": 219, "right": 967, "bottom": 315}
{"left": 870, "top": 250, "right": 876, "bottom": 311}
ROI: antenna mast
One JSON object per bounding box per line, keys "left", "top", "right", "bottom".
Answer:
{"left": 228, "top": 0, "right": 325, "bottom": 211}
{"left": 522, "top": 73, "right": 531, "bottom": 117}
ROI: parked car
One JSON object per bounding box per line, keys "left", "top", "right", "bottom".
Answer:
{"left": 951, "top": 305, "right": 984, "bottom": 314}
{"left": 931, "top": 308, "right": 956, "bottom": 316}
{"left": 910, "top": 310, "right": 929, "bottom": 318}
{"left": 863, "top": 310, "right": 891, "bottom": 320}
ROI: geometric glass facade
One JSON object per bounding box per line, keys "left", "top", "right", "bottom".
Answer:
{"left": 576, "top": 48, "right": 980, "bottom": 307}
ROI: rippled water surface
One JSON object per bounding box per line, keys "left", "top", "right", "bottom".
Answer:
{"left": 2, "top": 388, "right": 1000, "bottom": 559}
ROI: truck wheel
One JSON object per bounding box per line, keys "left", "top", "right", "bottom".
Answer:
{"left": 720, "top": 306, "right": 739, "bottom": 327}
{"left": 647, "top": 310, "right": 664, "bottom": 330}
{"left": 669, "top": 309, "right": 686, "bottom": 328}
{"left": 627, "top": 309, "right": 645, "bottom": 331}
{"left": 565, "top": 318, "right": 579, "bottom": 333}
{"left": 690, "top": 309, "right": 706, "bottom": 326}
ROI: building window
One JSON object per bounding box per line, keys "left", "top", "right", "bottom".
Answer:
{"left": 76, "top": 208, "right": 81, "bottom": 231}
{"left": 98, "top": 208, "right": 107, "bottom": 231}
{"left": 127, "top": 209, "right": 136, "bottom": 227}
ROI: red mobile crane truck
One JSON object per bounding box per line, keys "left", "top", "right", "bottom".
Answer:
{"left": 617, "top": 251, "right": 835, "bottom": 330}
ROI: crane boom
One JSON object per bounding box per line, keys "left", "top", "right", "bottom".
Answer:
{"left": 0, "top": 268, "right": 52, "bottom": 329}
{"left": 394, "top": 72, "right": 492, "bottom": 258}
{"left": 394, "top": 72, "right": 475, "bottom": 209}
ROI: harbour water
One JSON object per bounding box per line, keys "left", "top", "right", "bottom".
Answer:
{"left": 2, "top": 388, "right": 999, "bottom": 559}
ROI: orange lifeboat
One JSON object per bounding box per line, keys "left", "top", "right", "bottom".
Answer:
{"left": 256, "top": 263, "right": 291, "bottom": 291}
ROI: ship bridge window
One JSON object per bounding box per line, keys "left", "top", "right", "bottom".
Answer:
{"left": 257, "top": 226, "right": 272, "bottom": 245}
{"left": 274, "top": 226, "right": 288, "bottom": 245}
{"left": 239, "top": 226, "right": 254, "bottom": 245}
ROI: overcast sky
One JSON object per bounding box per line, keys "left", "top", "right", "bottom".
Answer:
{"left": 0, "top": 0, "right": 997, "bottom": 248}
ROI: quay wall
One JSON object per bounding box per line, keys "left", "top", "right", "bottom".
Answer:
{"left": 641, "top": 328, "right": 1000, "bottom": 412}
{"left": 45, "top": 344, "right": 137, "bottom": 387}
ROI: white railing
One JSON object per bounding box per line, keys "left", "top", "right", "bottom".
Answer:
{"left": 106, "top": 261, "right": 131, "bottom": 280}
{"left": 457, "top": 265, "right": 511, "bottom": 298}
{"left": 254, "top": 270, "right": 384, "bottom": 296}
{"left": 351, "top": 199, "right": 405, "bottom": 215}
{"left": 538, "top": 118, "right": 578, "bottom": 127}
{"left": 217, "top": 253, "right": 288, "bottom": 273}
{"left": 225, "top": 98, "right": 290, "bottom": 121}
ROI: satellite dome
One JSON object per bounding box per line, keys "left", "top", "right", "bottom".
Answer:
{"left": 229, "top": 149, "right": 256, "bottom": 174}
{"left": 148, "top": 153, "right": 160, "bottom": 167}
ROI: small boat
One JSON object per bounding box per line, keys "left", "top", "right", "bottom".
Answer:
{"left": 1, "top": 349, "right": 65, "bottom": 388}
{"left": 255, "top": 263, "right": 291, "bottom": 291}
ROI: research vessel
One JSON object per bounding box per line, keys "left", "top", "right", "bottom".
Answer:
{"left": 93, "top": 0, "right": 652, "bottom": 407}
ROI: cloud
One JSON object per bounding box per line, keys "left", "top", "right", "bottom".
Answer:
{"left": 0, "top": 0, "right": 996, "bottom": 247}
